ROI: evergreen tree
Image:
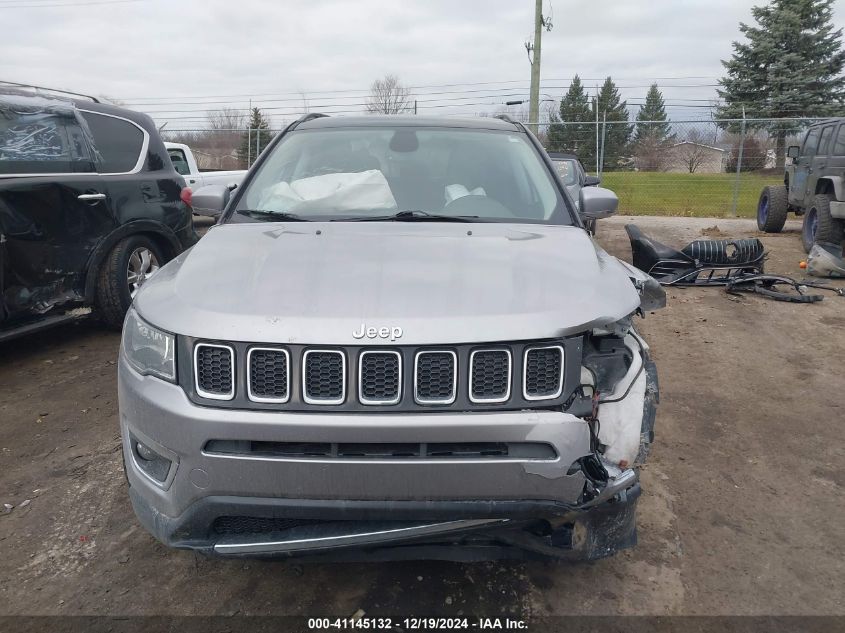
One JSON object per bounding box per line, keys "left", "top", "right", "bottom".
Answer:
{"left": 717, "top": 0, "right": 845, "bottom": 169}
{"left": 547, "top": 75, "right": 593, "bottom": 158}
{"left": 635, "top": 84, "right": 672, "bottom": 143}
{"left": 592, "top": 77, "right": 631, "bottom": 170}
{"left": 238, "top": 108, "right": 275, "bottom": 167}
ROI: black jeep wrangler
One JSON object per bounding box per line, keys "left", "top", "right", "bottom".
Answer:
{"left": 0, "top": 87, "right": 196, "bottom": 341}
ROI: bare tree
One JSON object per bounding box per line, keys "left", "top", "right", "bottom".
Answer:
{"left": 207, "top": 107, "right": 246, "bottom": 131}
{"left": 677, "top": 130, "right": 710, "bottom": 174}
{"left": 366, "top": 74, "right": 411, "bottom": 114}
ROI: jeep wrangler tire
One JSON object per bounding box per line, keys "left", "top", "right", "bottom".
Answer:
{"left": 96, "top": 236, "right": 164, "bottom": 330}
{"left": 811, "top": 194, "right": 845, "bottom": 249}
{"left": 757, "top": 185, "right": 788, "bottom": 233}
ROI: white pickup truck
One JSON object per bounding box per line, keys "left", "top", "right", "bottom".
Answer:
{"left": 165, "top": 142, "right": 246, "bottom": 215}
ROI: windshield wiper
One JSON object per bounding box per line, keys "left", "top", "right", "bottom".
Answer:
{"left": 335, "top": 210, "right": 481, "bottom": 223}
{"left": 236, "top": 209, "right": 310, "bottom": 221}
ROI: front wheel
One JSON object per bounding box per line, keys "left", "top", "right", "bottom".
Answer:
{"left": 757, "top": 185, "right": 788, "bottom": 233}
{"left": 96, "top": 236, "right": 164, "bottom": 329}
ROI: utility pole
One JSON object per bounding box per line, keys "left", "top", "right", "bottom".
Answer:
{"left": 526, "top": 0, "right": 552, "bottom": 135}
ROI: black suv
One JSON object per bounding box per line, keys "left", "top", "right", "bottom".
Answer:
{"left": 0, "top": 87, "right": 196, "bottom": 340}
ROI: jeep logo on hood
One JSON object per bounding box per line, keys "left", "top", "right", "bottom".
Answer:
{"left": 352, "top": 323, "right": 403, "bottom": 341}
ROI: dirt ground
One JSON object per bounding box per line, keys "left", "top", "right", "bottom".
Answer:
{"left": 1, "top": 215, "right": 843, "bottom": 619}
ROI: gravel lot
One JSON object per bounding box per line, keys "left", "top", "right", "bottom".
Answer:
{"left": 1, "top": 215, "right": 843, "bottom": 619}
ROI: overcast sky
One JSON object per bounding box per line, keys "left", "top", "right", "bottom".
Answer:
{"left": 2, "top": 0, "right": 844, "bottom": 128}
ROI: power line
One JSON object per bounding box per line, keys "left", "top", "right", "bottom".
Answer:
{"left": 0, "top": 0, "right": 142, "bottom": 8}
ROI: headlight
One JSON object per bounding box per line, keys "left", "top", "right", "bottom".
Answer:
{"left": 122, "top": 308, "right": 176, "bottom": 382}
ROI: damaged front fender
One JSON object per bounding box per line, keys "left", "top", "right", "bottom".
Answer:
{"left": 616, "top": 259, "right": 666, "bottom": 311}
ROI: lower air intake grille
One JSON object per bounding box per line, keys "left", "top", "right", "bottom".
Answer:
{"left": 359, "top": 351, "right": 401, "bottom": 404}
{"left": 303, "top": 350, "right": 345, "bottom": 404}
{"left": 195, "top": 344, "right": 233, "bottom": 398}
{"left": 524, "top": 346, "right": 564, "bottom": 400}
{"left": 470, "top": 349, "right": 511, "bottom": 402}
{"left": 415, "top": 351, "right": 456, "bottom": 404}
{"left": 212, "top": 516, "right": 324, "bottom": 536}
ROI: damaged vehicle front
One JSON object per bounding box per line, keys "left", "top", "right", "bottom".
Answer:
{"left": 118, "top": 114, "right": 664, "bottom": 561}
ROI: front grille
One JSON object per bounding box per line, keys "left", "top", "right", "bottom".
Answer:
{"left": 524, "top": 346, "right": 564, "bottom": 400}
{"left": 303, "top": 350, "right": 346, "bottom": 404}
{"left": 415, "top": 351, "right": 457, "bottom": 404}
{"left": 470, "top": 349, "right": 511, "bottom": 403}
{"left": 247, "top": 348, "right": 289, "bottom": 403}
{"left": 359, "top": 351, "right": 401, "bottom": 404}
{"left": 194, "top": 344, "right": 234, "bottom": 399}
{"left": 189, "top": 339, "right": 572, "bottom": 411}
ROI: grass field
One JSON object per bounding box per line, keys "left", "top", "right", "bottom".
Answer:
{"left": 599, "top": 171, "right": 783, "bottom": 218}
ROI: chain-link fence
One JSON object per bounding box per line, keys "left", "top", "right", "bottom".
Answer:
{"left": 160, "top": 128, "right": 280, "bottom": 170}
{"left": 159, "top": 117, "right": 825, "bottom": 218}
{"left": 541, "top": 117, "right": 826, "bottom": 218}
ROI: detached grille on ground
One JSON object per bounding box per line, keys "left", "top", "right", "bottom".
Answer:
{"left": 303, "top": 350, "right": 346, "bottom": 404}
{"left": 470, "top": 349, "right": 511, "bottom": 403}
{"left": 524, "top": 346, "right": 564, "bottom": 400}
{"left": 195, "top": 344, "right": 234, "bottom": 399}
{"left": 248, "top": 348, "right": 289, "bottom": 402}
{"left": 415, "top": 351, "right": 457, "bottom": 404}
{"left": 359, "top": 351, "right": 401, "bottom": 404}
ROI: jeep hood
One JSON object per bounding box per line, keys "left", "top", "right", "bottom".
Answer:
{"left": 135, "top": 222, "right": 642, "bottom": 344}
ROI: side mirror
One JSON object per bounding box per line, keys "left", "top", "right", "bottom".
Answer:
{"left": 584, "top": 175, "right": 601, "bottom": 187}
{"left": 191, "top": 184, "right": 230, "bottom": 218}
{"left": 580, "top": 186, "right": 618, "bottom": 220}
{"left": 787, "top": 146, "right": 800, "bottom": 160}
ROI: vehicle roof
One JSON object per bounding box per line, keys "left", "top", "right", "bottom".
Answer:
{"left": 806, "top": 117, "right": 845, "bottom": 128}
{"left": 295, "top": 115, "right": 522, "bottom": 132}
{"left": 0, "top": 89, "right": 159, "bottom": 134}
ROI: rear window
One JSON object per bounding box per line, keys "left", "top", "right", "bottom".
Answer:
{"left": 0, "top": 107, "right": 94, "bottom": 174}
{"left": 168, "top": 148, "right": 190, "bottom": 176}
{"left": 817, "top": 125, "right": 835, "bottom": 156}
{"left": 80, "top": 111, "right": 145, "bottom": 173}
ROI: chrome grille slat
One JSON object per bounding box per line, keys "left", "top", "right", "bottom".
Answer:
{"left": 194, "top": 343, "right": 235, "bottom": 400}
{"left": 247, "top": 347, "right": 290, "bottom": 403}
{"left": 302, "top": 350, "right": 346, "bottom": 405}
{"left": 414, "top": 350, "right": 457, "bottom": 405}
{"left": 469, "top": 349, "right": 512, "bottom": 403}
{"left": 523, "top": 345, "right": 564, "bottom": 400}
{"left": 358, "top": 350, "right": 402, "bottom": 405}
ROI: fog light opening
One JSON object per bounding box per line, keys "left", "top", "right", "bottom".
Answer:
{"left": 131, "top": 437, "right": 172, "bottom": 483}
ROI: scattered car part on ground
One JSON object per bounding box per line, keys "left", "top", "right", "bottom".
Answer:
{"left": 724, "top": 274, "right": 825, "bottom": 303}
{"left": 0, "top": 85, "right": 197, "bottom": 341}
{"left": 806, "top": 242, "right": 845, "bottom": 278}
{"left": 757, "top": 118, "right": 845, "bottom": 254}
{"left": 118, "top": 113, "right": 663, "bottom": 562}
{"left": 625, "top": 223, "right": 765, "bottom": 285}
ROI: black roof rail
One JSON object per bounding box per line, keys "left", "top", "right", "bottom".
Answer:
{"left": 289, "top": 112, "right": 329, "bottom": 130}
{"left": 0, "top": 80, "right": 100, "bottom": 103}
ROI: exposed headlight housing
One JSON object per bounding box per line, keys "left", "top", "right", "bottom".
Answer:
{"left": 122, "top": 308, "right": 176, "bottom": 382}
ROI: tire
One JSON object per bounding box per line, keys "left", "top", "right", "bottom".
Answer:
{"left": 801, "top": 205, "right": 818, "bottom": 253}
{"left": 811, "top": 194, "right": 845, "bottom": 248}
{"left": 757, "top": 185, "right": 788, "bottom": 233}
{"left": 96, "top": 235, "right": 164, "bottom": 329}
{"left": 584, "top": 218, "right": 597, "bottom": 235}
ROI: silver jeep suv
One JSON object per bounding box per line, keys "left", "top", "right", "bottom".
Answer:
{"left": 118, "top": 115, "right": 664, "bottom": 561}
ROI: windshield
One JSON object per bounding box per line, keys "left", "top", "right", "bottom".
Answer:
{"left": 231, "top": 126, "right": 571, "bottom": 224}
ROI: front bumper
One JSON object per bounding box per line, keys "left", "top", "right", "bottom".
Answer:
{"left": 119, "top": 357, "right": 642, "bottom": 561}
